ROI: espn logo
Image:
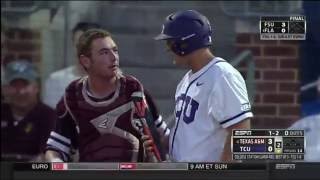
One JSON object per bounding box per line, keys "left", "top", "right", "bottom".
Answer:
{"left": 52, "top": 163, "right": 68, "bottom": 170}
{"left": 119, "top": 163, "right": 136, "bottom": 170}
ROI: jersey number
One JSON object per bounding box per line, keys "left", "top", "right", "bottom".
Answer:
{"left": 175, "top": 94, "right": 199, "bottom": 124}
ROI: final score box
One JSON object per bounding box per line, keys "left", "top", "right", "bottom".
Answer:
{"left": 260, "top": 16, "right": 306, "bottom": 40}
{"left": 232, "top": 130, "right": 305, "bottom": 160}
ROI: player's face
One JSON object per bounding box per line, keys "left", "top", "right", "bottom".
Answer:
{"left": 88, "top": 37, "right": 120, "bottom": 79}
{"left": 7, "top": 79, "right": 39, "bottom": 109}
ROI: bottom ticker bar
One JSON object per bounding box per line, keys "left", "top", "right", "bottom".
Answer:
{"left": 13, "top": 162, "right": 266, "bottom": 171}
{"left": 7, "top": 162, "right": 320, "bottom": 180}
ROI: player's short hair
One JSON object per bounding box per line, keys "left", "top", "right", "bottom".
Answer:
{"left": 76, "top": 29, "right": 111, "bottom": 58}
{"left": 72, "top": 22, "right": 101, "bottom": 40}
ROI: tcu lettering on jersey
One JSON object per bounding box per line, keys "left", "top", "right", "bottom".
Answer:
{"left": 175, "top": 94, "right": 199, "bottom": 124}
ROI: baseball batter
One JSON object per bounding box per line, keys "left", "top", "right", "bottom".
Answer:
{"left": 149, "top": 10, "right": 253, "bottom": 162}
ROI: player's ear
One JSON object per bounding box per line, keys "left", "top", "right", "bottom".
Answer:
{"left": 79, "top": 55, "right": 91, "bottom": 71}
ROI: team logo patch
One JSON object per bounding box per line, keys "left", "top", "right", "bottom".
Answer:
{"left": 241, "top": 103, "right": 251, "bottom": 111}
{"left": 98, "top": 118, "right": 110, "bottom": 129}
{"left": 90, "top": 102, "right": 132, "bottom": 134}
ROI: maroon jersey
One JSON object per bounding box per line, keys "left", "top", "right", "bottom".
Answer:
{"left": 46, "top": 75, "right": 149, "bottom": 162}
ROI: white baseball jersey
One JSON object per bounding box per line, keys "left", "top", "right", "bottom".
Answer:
{"left": 169, "top": 57, "right": 253, "bottom": 162}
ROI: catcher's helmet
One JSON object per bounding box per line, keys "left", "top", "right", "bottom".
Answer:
{"left": 154, "top": 10, "right": 212, "bottom": 56}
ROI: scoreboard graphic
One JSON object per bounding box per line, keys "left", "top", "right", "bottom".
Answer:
{"left": 260, "top": 16, "right": 306, "bottom": 40}
{"left": 232, "top": 130, "right": 305, "bottom": 160}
